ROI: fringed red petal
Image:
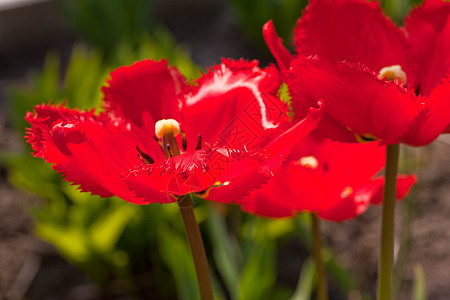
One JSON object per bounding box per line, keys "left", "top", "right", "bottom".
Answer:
{"left": 401, "top": 77, "right": 450, "bottom": 146}
{"left": 368, "top": 175, "right": 417, "bottom": 206}
{"left": 405, "top": 0, "right": 450, "bottom": 96}
{"left": 180, "top": 58, "right": 288, "bottom": 151}
{"left": 241, "top": 135, "right": 416, "bottom": 221}
{"left": 102, "top": 59, "right": 185, "bottom": 133}
{"left": 25, "top": 104, "right": 159, "bottom": 204}
{"left": 287, "top": 56, "right": 421, "bottom": 144}
{"left": 294, "top": 0, "right": 409, "bottom": 73}
{"left": 262, "top": 20, "right": 294, "bottom": 70}
{"left": 127, "top": 146, "right": 269, "bottom": 202}
{"left": 209, "top": 104, "right": 323, "bottom": 205}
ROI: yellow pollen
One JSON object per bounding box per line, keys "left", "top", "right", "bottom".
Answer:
{"left": 354, "top": 133, "right": 377, "bottom": 143}
{"left": 299, "top": 156, "right": 319, "bottom": 169}
{"left": 341, "top": 186, "right": 353, "bottom": 199}
{"left": 346, "top": 127, "right": 378, "bottom": 143}
{"left": 340, "top": 186, "right": 353, "bottom": 199}
{"left": 378, "top": 65, "right": 407, "bottom": 86}
{"left": 193, "top": 181, "right": 230, "bottom": 199}
{"left": 155, "top": 119, "right": 180, "bottom": 139}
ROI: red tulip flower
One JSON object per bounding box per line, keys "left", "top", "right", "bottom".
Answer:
{"left": 263, "top": 0, "right": 450, "bottom": 146}
{"left": 26, "top": 59, "right": 321, "bottom": 205}
{"left": 241, "top": 134, "right": 416, "bottom": 221}
{"left": 261, "top": 3, "right": 448, "bottom": 298}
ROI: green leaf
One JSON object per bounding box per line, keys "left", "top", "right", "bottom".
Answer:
{"left": 323, "top": 248, "right": 355, "bottom": 293}
{"left": 206, "top": 207, "right": 241, "bottom": 299}
{"left": 413, "top": 264, "right": 427, "bottom": 300}
{"left": 239, "top": 219, "right": 276, "bottom": 300}
{"left": 265, "top": 218, "right": 295, "bottom": 239}
{"left": 89, "top": 202, "right": 138, "bottom": 253}
{"left": 158, "top": 225, "right": 200, "bottom": 300}
{"left": 35, "top": 223, "right": 89, "bottom": 263}
{"left": 291, "top": 257, "right": 316, "bottom": 300}
{"left": 2, "top": 154, "right": 67, "bottom": 205}
{"left": 294, "top": 216, "right": 357, "bottom": 294}
{"left": 63, "top": 45, "right": 106, "bottom": 109}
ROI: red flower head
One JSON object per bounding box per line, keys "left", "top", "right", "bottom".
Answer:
{"left": 26, "top": 59, "right": 322, "bottom": 205}
{"left": 241, "top": 134, "right": 416, "bottom": 221}
{"left": 263, "top": 0, "right": 450, "bottom": 146}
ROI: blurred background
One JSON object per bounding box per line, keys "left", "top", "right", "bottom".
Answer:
{"left": 0, "top": 0, "right": 449, "bottom": 299}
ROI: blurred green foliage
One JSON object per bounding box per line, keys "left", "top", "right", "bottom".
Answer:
{"left": 227, "top": 0, "right": 308, "bottom": 50}
{"left": 227, "top": 0, "right": 426, "bottom": 54}
{"left": 9, "top": 46, "right": 106, "bottom": 133}
{"left": 381, "top": 0, "right": 424, "bottom": 24}
{"left": 58, "top": 0, "right": 155, "bottom": 60}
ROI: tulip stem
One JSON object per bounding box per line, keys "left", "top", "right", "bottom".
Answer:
{"left": 311, "top": 213, "right": 328, "bottom": 300}
{"left": 178, "top": 195, "right": 214, "bottom": 300}
{"left": 377, "top": 143, "right": 400, "bottom": 300}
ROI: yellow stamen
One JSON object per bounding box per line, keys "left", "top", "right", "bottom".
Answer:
{"left": 299, "top": 156, "right": 319, "bottom": 169}
{"left": 340, "top": 186, "right": 353, "bottom": 199}
{"left": 378, "top": 65, "right": 407, "bottom": 86}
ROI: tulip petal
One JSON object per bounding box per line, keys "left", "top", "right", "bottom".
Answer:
{"left": 287, "top": 56, "right": 421, "bottom": 144}
{"left": 180, "top": 58, "right": 288, "bottom": 151}
{"left": 368, "top": 175, "right": 417, "bottom": 206}
{"left": 26, "top": 104, "right": 165, "bottom": 204}
{"left": 294, "top": 0, "right": 409, "bottom": 72}
{"left": 209, "top": 105, "right": 323, "bottom": 204}
{"left": 127, "top": 147, "right": 268, "bottom": 203}
{"left": 262, "top": 20, "right": 294, "bottom": 70}
{"left": 402, "top": 77, "right": 450, "bottom": 146}
{"left": 406, "top": 0, "right": 450, "bottom": 95}
{"left": 102, "top": 59, "right": 186, "bottom": 139}
{"left": 318, "top": 174, "right": 416, "bottom": 221}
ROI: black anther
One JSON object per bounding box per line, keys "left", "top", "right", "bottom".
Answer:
{"left": 167, "top": 144, "right": 174, "bottom": 157}
{"left": 181, "top": 130, "right": 187, "bottom": 152}
{"left": 195, "top": 134, "right": 203, "bottom": 150}
{"left": 136, "top": 146, "right": 154, "bottom": 164}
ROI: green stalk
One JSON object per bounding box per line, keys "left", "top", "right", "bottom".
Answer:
{"left": 178, "top": 195, "right": 214, "bottom": 300}
{"left": 377, "top": 143, "right": 400, "bottom": 300}
{"left": 311, "top": 213, "right": 328, "bottom": 300}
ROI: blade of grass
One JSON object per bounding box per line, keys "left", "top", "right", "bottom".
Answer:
{"left": 291, "top": 257, "right": 316, "bottom": 300}
{"left": 413, "top": 264, "right": 426, "bottom": 300}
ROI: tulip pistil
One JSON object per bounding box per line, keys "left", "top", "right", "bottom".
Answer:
{"left": 378, "top": 65, "right": 407, "bottom": 86}
{"left": 155, "top": 119, "right": 181, "bottom": 158}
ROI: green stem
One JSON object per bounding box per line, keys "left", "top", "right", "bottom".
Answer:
{"left": 178, "top": 195, "right": 214, "bottom": 300}
{"left": 377, "top": 143, "right": 400, "bottom": 300}
{"left": 311, "top": 213, "right": 328, "bottom": 300}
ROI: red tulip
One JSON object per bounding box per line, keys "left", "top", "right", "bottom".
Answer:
{"left": 26, "top": 59, "right": 322, "bottom": 204}
{"left": 241, "top": 134, "right": 416, "bottom": 221}
{"left": 263, "top": 0, "right": 450, "bottom": 146}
